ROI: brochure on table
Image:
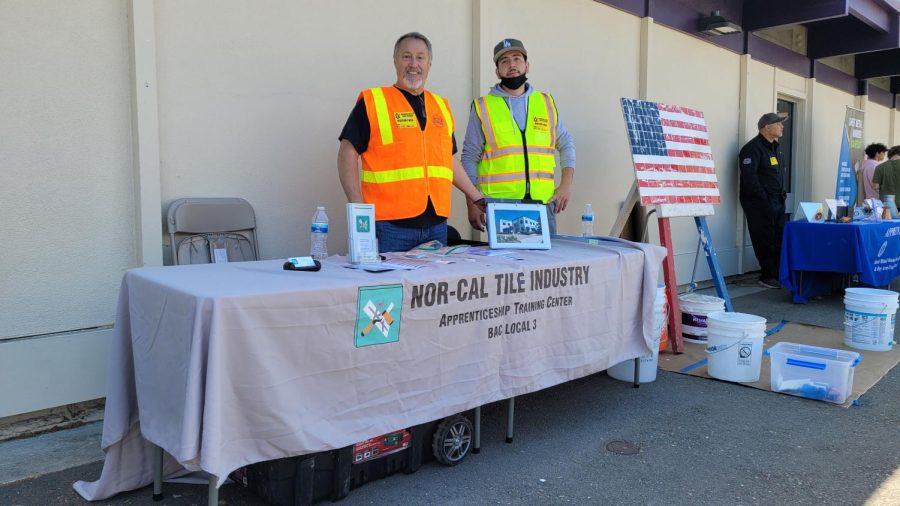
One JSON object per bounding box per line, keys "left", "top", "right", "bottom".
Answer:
{"left": 347, "top": 203, "right": 379, "bottom": 264}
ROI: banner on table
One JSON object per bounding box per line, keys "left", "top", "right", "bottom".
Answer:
{"left": 836, "top": 107, "right": 864, "bottom": 205}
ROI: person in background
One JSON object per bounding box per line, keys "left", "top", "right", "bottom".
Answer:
{"left": 873, "top": 145, "right": 900, "bottom": 201}
{"left": 337, "top": 32, "right": 485, "bottom": 252}
{"left": 738, "top": 112, "right": 787, "bottom": 289}
{"left": 860, "top": 143, "right": 888, "bottom": 200}
{"left": 461, "top": 38, "right": 575, "bottom": 234}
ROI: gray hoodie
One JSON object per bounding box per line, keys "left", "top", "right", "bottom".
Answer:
{"left": 461, "top": 83, "right": 576, "bottom": 184}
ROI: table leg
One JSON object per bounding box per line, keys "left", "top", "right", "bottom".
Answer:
{"left": 632, "top": 357, "right": 641, "bottom": 389}
{"left": 505, "top": 397, "right": 515, "bottom": 443}
{"left": 152, "top": 445, "right": 163, "bottom": 501}
{"left": 208, "top": 474, "right": 218, "bottom": 506}
{"left": 473, "top": 406, "right": 481, "bottom": 454}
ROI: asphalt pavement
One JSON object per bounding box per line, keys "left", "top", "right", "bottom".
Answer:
{"left": 2, "top": 280, "right": 898, "bottom": 506}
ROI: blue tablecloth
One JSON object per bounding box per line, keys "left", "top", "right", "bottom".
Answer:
{"left": 779, "top": 220, "right": 900, "bottom": 303}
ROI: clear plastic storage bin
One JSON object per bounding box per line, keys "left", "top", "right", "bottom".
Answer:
{"left": 766, "top": 342, "right": 862, "bottom": 404}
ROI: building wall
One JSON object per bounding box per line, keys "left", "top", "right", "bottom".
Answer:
{"left": 0, "top": 1, "right": 134, "bottom": 416}
{"left": 0, "top": 1, "right": 135, "bottom": 339}
{"left": 894, "top": 110, "right": 900, "bottom": 146}
{"left": 866, "top": 102, "right": 892, "bottom": 148}
{"left": 810, "top": 82, "right": 857, "bottom": 203}
{"left": 2, "top": 0, "right": 899, "bottom": 418}
{"left": 893, "top": 110, "right": 900, "bottom": 146}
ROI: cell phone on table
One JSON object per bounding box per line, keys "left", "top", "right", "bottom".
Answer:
{"left": 283, "top": 256, "right": 322, "bottom": 272}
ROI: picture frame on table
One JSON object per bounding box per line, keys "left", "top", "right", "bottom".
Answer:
{"left": 486, "top": 202, "right": 551, "bottom": 250}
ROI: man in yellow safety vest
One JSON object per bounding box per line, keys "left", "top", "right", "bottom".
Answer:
{"left": 461, "top": 38, "right": 576, "bottom": 234}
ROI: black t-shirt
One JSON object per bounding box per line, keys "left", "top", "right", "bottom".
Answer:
{"left": 339, "top": 86, "right": 457, "bottom": 228}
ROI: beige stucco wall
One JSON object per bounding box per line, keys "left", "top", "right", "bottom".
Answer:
{"left": 0, "top": 1, "right": 134, "bottom": 416}
{"left": 893, "top": 110, "right": 900, "bottom": 146}
{"left": 0, "top": 1, "right": 135, "bottom": 339}
{"left": 810, "top": 82, "right": 856, "bottom": 202}
{"left": 746, "top": 61, "right": 777, "bottom": 131}
{"left": 776, "top": 68, "right": 808, "bottom": 99}
{"left": 866, "top": 101, "right": 892, "bottom": 148}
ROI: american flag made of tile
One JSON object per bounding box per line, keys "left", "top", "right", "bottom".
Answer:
{"left": 620, "top": 98, "right": 720, "bottom": 205}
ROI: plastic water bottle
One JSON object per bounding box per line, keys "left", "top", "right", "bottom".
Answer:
{"left": 310, "top": 206, "right": 328, "bottom": 261}
{"left": 581, "top": 204, "right": 594, "bottom": 237}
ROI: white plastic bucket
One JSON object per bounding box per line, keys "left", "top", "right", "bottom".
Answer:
{"left": 843, "top": 287, "right": 898, "bottom": 352}
{"left": 608, "top": 285, "right": 668, "bottom": 383}
{"left": 705, "top": 311, "right": 766, "bottom": 383}
{"left": 679, "top": 293, "right": 726, "bottom": 344}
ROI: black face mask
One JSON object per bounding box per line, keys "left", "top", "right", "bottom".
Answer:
{"left": 499, "top": 74, "right": 527, "bottom": 90}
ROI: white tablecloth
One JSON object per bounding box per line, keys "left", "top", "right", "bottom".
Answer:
{"left": 75, "top": 238, "right": 665, "bottom": 500}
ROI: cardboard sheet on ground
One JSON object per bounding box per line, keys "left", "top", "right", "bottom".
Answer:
{"left": 657, "top": 322, "right": 900, "bottom": 407}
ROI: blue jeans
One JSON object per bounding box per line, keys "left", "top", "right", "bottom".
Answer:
{"left": 376, "top": 221, "right": 447, "bottom": 253}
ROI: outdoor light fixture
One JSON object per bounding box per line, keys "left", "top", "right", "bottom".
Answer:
{"left": 698, "top": 10, "right": 742, "bottom": 36}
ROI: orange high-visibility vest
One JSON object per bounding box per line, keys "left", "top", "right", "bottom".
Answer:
{"left": 359, "top": 86, "right": 455, "bottom": 221}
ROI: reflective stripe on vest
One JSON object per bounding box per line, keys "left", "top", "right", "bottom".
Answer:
{"left": 359, "top": 87, "right": 454, "bottom": 221}
{"left": 475, "top": 92, "right": 558, "bottom": 203}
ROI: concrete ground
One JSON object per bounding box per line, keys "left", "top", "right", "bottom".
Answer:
{"left": 2, "top": 278, "right": 899, "bottom": 505}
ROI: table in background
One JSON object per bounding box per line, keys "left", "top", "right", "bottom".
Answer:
{"left": 779, "top": 220, "right": 900, "bottom": 303}
{"left": 74, "top": 238, "right": 665, "bottom": 501}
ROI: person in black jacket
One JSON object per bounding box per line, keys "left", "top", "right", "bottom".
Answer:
{"left": 739, "top": 112, "right": 788, "bottom": 289}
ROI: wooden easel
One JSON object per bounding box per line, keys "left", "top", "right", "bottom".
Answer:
{"left": 612, "top": 182, "right": 733, "bottom": 354}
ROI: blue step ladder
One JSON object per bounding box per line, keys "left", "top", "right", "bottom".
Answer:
{"left": 689, "top": 216, "right": 733, "bottom": 312}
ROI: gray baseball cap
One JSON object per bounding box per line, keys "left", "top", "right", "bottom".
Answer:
{"left": 758, "top": 112, "right": 788, "bottom": 129}
{"left": 494, "top": 38, "right": 527, "bottom": 63}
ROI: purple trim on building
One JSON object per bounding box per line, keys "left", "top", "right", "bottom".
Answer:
{"left": 593, "top": 0, "right": 897, "bottom": 96}
{"left": 814, "top": 62, "right": 860, "bottom": 95}
{"left": 648, "top": 0, "right": 743, "bottom": 32}
{"left": 868, "top": 85, "right": 894, "bottom": 107}
{"left": 807, "top": 15, "right": 900, "bottom": 59}
{"left": 849, "top": 0, "right": 892, "bottom": 31}
{"left": 855, "top": 48, "right": 900, "bottom": 79}
{"left": 600, "top": 0, "right": 646, "bottom": 16}
{"left": 742, "top": 0, "right": 848, "bottom": 31}
{"left": 748, "top": 35, "right": 812, "bottom": 77}
{"left": 646, "top": 0, "right": 745, "bottom": 53}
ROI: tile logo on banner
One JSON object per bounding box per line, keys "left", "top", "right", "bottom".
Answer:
{"left": 355, "top": 284, "right": 402, "bottom": 347}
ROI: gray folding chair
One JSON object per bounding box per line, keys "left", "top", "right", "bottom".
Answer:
{"left": 166, "top": 197, "right": 260, "bottom": 265}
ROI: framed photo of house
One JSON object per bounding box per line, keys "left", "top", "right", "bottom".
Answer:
{"left": 486, "top": 202, "right": 551, "bottom": 250}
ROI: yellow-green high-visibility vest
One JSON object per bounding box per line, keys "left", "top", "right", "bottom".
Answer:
{"left": 474, "top": 92, "right": 558, "bottom": 203}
